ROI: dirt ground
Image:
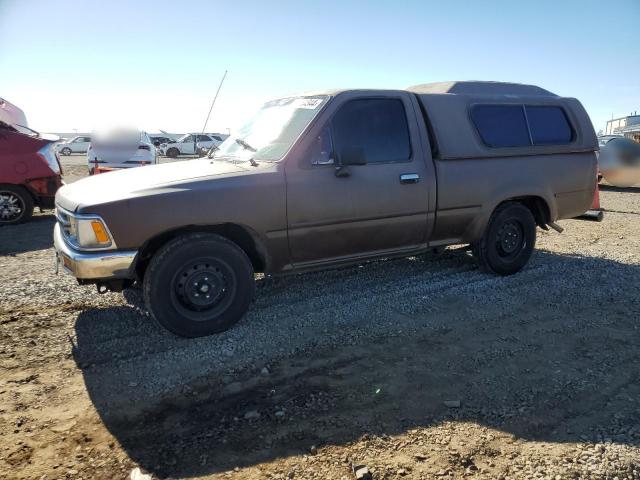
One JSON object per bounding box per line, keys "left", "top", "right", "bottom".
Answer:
{"left": 1, "top": 157, "right": 639, "bottom": 480}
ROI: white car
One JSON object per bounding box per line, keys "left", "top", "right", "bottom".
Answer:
{"left": 597, "top": 134, "right": 623, "bottom": 147}
{"left": 158, "top": 133, "right": 227, "bottom": 158}
{"left": 57, "top": 135, "right": 92, "bottom": 155}
{"left": 87, "top": 130, "right": 157, "bottom": 172}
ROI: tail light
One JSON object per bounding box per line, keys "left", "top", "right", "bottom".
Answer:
{"left": 37, "top": 143, "right": 61, "bottom": 174}
{"left": 25, "top": 176, "right": 60, "bottom": 195}
{"left": 138, "top": 144, "right": 150, "bottom": 151}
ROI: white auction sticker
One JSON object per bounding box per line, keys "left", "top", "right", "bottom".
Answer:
{"left": 292, "top": 98, "right": 323, "bottom": 109}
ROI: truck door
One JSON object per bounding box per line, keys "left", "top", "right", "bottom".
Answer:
{"left": 285, "top": 92, "right": 434, "bottom": 267}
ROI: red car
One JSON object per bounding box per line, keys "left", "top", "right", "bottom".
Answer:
{"left": 0, "top": 98, "right": 62, "bottom": 225}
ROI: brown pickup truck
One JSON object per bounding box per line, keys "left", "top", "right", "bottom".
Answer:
{"left": 54, "top": 81, "right": 598, "bottom": 337}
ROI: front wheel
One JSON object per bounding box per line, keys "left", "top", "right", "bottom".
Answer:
{"left": 166, "top": 147, "right": 179, "bottom": 158}
{"left": 61, "top": 147, "right": 72, "bottom": 156}
{"left": 143, "top": 233, "right": 255, "bottom": 337}
{"left": 472, "top": 202, "right": 536, "bottom": 275}
{"left": 0, "top": 185, "right": 34, "bottom": 225}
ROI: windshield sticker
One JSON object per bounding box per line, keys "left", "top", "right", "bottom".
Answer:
{"left": 291, "top": 98, "right": 323, "bottom": 109}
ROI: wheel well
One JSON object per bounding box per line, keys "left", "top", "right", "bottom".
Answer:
{"left": 0, "top": 183, "right": 36, "bottom": 203}
{"left": 505, "top": 196, "right": 550, "bottom": 229}
{"left": 135, "top": 224, "right": 267, "bottom": 281}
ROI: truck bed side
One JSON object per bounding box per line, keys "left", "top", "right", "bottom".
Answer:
{"left": 411, "top": 86, "right": 597, "bottom": 246}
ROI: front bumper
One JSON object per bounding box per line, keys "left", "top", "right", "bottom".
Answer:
{"left": 53, "top": 223, "right": 137, "bottom": 280}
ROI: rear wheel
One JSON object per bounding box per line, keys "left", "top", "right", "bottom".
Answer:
{"left": 143, "top": 233, "right": 255, "bottom": 337}
{"left": 473, "top": 202, "right": 536, "bottom": 275}
{"left": 0, "top": 185, "right": 34, "bottom": 225}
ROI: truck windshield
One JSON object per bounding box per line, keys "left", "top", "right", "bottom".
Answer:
{"left": 210, "top": 96, "right": 328, "bottom": 162}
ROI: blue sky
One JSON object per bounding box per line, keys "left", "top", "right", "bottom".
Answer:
{"left": 0, "top": 0, "right": 638, "bottom": 134}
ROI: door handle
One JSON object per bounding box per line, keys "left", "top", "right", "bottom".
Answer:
{"left": 400, "top": 173, "right": 420, "bottom": 184}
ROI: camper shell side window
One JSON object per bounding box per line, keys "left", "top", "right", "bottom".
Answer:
{"left": 470, "top": 104, "right": 574, "bottom": 148}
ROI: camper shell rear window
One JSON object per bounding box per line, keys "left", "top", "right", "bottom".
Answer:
{"left": 471, "top": 104, "right": 574, "bottom": 148}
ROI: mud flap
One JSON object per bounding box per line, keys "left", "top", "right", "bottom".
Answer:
{"left": 577, "top": 209, "right": 605, "bottom": 222}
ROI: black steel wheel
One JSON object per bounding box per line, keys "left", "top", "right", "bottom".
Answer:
{"left": 166, "top": 147, "right": 179, "bottom": 158}
{"left": 143, "top": 233, "right": 255, "bottom": 337}
{"left": 171, "top": 259, "right": 236, "bottom": 317}
{"left": 495, "top": 219, "right": 524, "bottom": 260}
{"left": 0, "top": 185, "right": 34, "bottom": 225}
{"left": 473, "top": 202, "right": 536, "bottom": 275}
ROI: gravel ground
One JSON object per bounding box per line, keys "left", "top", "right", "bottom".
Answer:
{"left": 1, "top": 159, "right": 639, "bottom": 480}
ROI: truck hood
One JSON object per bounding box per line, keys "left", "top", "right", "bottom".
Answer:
{"left": 56, "top": 159, "right": 248, "bottom": 212}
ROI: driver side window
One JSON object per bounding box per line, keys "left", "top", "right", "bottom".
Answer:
{"left": 182, "top": 135, "right": 195, "bottom": 143}
{"left": 309, "top": 126, "right": 334, "bottom": 165}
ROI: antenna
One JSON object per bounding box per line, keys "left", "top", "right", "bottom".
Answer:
{"left": 201, "top": 70, "right": 228, "bottom": 135}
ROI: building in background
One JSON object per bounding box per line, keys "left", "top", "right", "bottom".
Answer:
{"left": 605, "top": 113, "right": 640, "bottom": 142}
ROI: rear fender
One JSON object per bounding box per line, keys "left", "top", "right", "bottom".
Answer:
{"left": 461, "top": 189, "right": 556, "bottom": 243}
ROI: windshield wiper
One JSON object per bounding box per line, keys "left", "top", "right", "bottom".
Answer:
{"left": 208, "top": 155, "right": 258, "bottom": 167}
{"left": 206, "top": 144, "right": 220, "bottom": 159}
{"left": 235, "top": 138, "right": 257, "bottom": 152}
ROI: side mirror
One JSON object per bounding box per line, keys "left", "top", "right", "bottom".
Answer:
{"left": 339, "top": 146, "right": 367, "bottom": 166}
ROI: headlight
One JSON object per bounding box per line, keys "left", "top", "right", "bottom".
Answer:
{"left": 56, "top": 209, "right": 114, "bottom": 249}
{"left": 77, "top": 218, "right": 112, "bottom": 248}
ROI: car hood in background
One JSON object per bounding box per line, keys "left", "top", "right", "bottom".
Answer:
{"left": 56, "top": 159, "right": 248, "bottom": 212}
{"left": 0, "top": 97, "right": 28, "bottom": 128}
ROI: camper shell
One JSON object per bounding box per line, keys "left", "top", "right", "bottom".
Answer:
{"left": 407, "top": 81, "right": 597, "bottom": 159}
{"left": 403, "top": 81, "right": 598, "bottom": 244}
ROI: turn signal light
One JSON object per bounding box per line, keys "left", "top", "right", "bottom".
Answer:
{"left": 90, "top": 220, "right": 110, "bottom": 244}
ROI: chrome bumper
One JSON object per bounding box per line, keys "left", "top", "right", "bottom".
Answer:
{"left": 53, "top": 223, "right": 137, "bottom": 280}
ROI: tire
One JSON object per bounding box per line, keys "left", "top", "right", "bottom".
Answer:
{"left": 166, "top": 147, "right": 179, "bottom": 158}
{"left": 61, "top": 147, "right": 72, "bottom": 156}
{"left": 143, "top": 233, "right": 255, "bottom": 337}
{"left": 0, "top": 185, "right": 34, "bottom": 225}
{"left": 472, "top": 202, "right": 536, "bottom": 275}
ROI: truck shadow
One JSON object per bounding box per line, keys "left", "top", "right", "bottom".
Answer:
{"left": 599, "top": 184, "right": 640, "bottom": 193}
{"left": 72, "top": 249, "right": 640, "bottom": 478}
{"left": 0, "top": 213, "right": 56, "bottom": 255}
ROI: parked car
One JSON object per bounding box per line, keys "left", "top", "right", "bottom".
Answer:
{"left": 54, "top": 81, "right": 597, "bottom": 337}
{"left": 57, "top": 135, "right": 92, "bottom": 155}
{"left": 1, "top": 98, "right": 62, "bottom": 225}
{"left": 87, "top": 130, "right": 157, "bottom": 173}
{"left": 598, "top": 134, "right": 623, "bottom": 147}
{"left": 158, "top": 133, "right": 226, "bottom": 158}
{"left": 148, "top": 135, "right": 172, "bottom": 147}
{"left": 196, "top": 134, "right": 229, "bottom": 156}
